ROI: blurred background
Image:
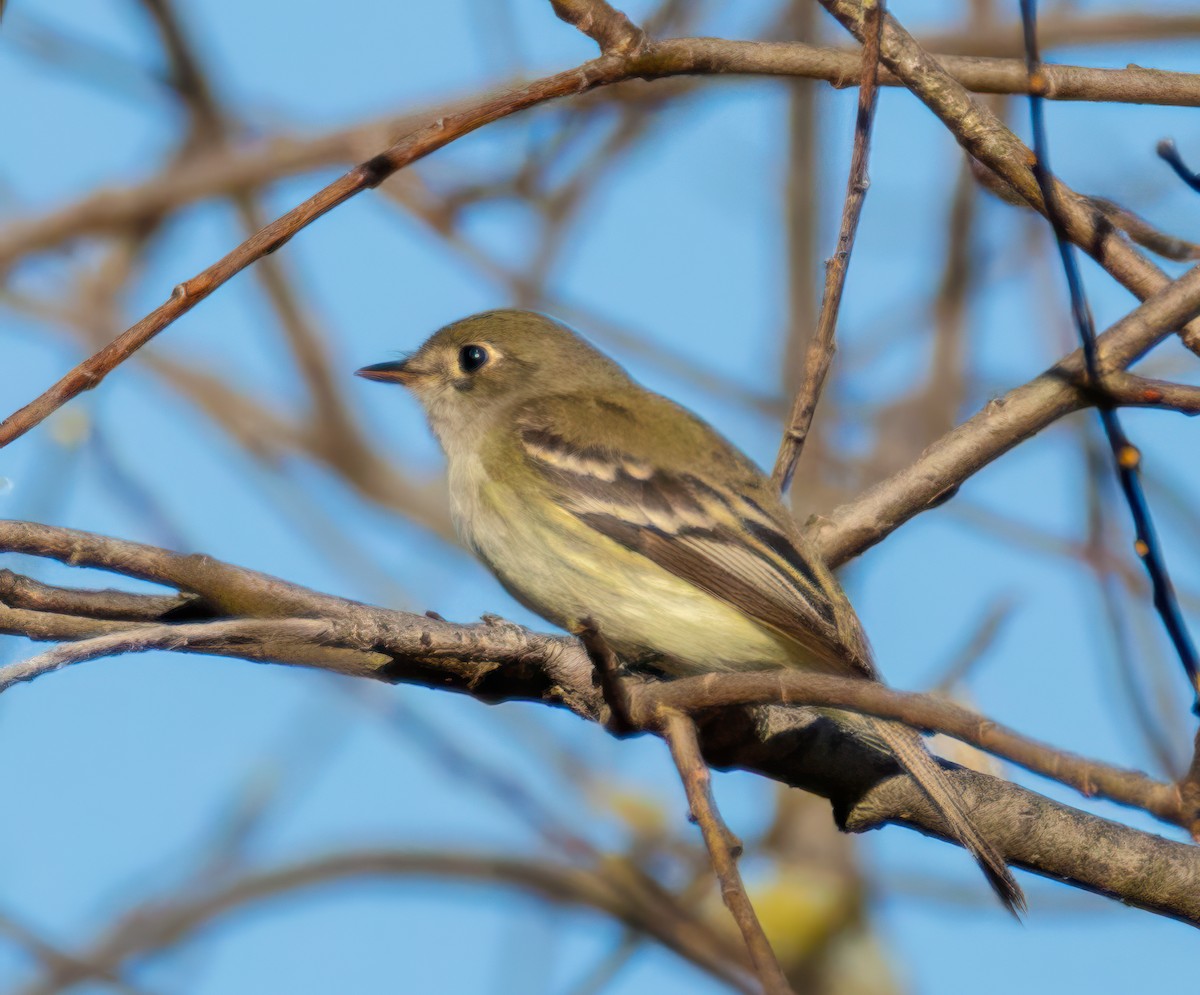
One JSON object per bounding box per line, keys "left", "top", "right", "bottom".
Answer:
{"left": 2, "top": 0, "right": 1200, "bottom": 991}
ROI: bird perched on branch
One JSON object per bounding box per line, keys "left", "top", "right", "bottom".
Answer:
{"left": 357, "top": 308, "right": 1024, "bottom": 915}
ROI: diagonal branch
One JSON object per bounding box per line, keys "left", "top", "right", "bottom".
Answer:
{"left": 4, "top": 32, "right": 1200, "bottom": 447}
{"left": 773, "top": 0, "right": 885, "bottom": 492}
{"left": 659, "top": 709, "right": 793, "bottom": 995}
{"left": 814, "top": 0, "right": 1200, "bottom": 355}
{"left": 810, "top": 263, "right": 1200, "bottom": 567}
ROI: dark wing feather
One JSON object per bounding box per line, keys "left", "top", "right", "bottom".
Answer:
{"left": 515, "top": 403, "right": 873, "bottom": 676}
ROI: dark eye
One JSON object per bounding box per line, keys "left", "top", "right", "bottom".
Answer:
{"left": 458, "top": 344, "right": 489, "bottom": 373}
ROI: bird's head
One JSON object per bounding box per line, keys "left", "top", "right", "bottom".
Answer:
{"left": 356, "top": 309, "right": 629, "bottom": 450}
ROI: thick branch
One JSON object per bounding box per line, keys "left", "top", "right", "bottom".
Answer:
{"left": 550, "top": 0, "right": 648, "bottom": 56}
{"left": 4, "top": 521, "right": 1200, "bottom": 925}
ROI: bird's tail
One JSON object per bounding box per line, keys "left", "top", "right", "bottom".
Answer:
{"left": 868, "top": 717, "right": 1026, "bottom": 917}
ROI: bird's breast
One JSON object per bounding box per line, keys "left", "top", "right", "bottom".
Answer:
{"left": 446, "top": 457, "right": 807, "bottom": 676}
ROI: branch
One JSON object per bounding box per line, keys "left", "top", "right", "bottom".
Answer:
{"left": 5, "top": 521, "right": 1200, "bottom": 925}
{"left": 659, "top": 710, "right": 793, "bottom": 995}
{"left": 13, "top": 850, "right": 757, "bottom": 995}
{"left": 810, "top": 263, "right": 1200, "bottom": 567}
{"left": 814, "top": 0, "right": 1200, "bottom": 355}
{"left": 773, "top": 0, "right": 884, "bottom": 491}
{"left": 0, "top": 618, "right": 333, "bottom": 692}
{"left": 550, "top": 0, "right": 648, "bottom": 56}
{"left": 4, "top": 35, "right": 1199, "bottom": 444}
{"left": 1, "top": 44, "right": 1193, "bottom": 272}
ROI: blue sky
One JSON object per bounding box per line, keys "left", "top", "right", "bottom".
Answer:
{"left": 2, "top": 1, "right": 1200, "bottom": 992}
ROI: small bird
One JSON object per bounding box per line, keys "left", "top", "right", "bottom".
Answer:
{"left": 357, "top": 308, "right": 1024, "bottom": 914}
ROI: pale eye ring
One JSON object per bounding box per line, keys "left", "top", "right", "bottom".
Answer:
{"left": 458, "top": 344, "right": 489, "bottom": 373}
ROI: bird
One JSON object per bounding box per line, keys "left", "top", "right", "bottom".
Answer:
{"left": 357, "top": 308, "right": 1024, "bottom": 914}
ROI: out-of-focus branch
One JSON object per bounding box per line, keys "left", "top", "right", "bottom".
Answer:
{"left": 141, "top": 0, "right": 452, "bottom": 537}
{"left": 781, "top": 0, "right": 821, "bottom": 403}
{"left": 917, "top": 11, "right": 1200, "bottom": 58}
{"left": 5, "top": 521, "right": 1200, "bottom": 925}
{"left": 13, "top": 850, "right": 757, "bottom": 995}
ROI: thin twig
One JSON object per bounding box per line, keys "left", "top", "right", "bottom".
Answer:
{"left": 0, "top": 618, "right": 333, "bottom": 692}
{"left": 1158, "top": 139, "right": 1200, "bottom": 194}
{"left": 659, "top": 709, "right": 794, "bottom": 995}
{"left": 1020, "top": 0, "right": 1200, "bottom": 712}
{"left": 773, "top": 0, "right": 885, "bottom": 492}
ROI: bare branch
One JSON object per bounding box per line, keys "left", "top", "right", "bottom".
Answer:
{"left": 4, "top": 38, "right": 1199, "bottom": 445}
{"left": 5, "top": 521, "right": 1200, "bottom": 924}
{"left": 0, "top": 618, "right": 333, "bottom": 692}
{"left": 810, "top": 263, "right": 1200, "bottom": 567}
{"left": 773, "top": 0, "right": 884, "bottom": 491}
{"left": 550, "top": 0, "right": 648, "bottom": 56}
{"left": 659, "top": 709, "right": 794, "bottom": 995}
{"left": 13, "top": 850, "right": 757, "bottom": 995}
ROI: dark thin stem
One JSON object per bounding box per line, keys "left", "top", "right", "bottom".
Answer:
{"left": 658, "top": 709, "right": 794, "bottom": 995}
{"left": 1158, "top": 139, "right": 1200, "bottom": 194}
{"left": 1020, "top": 0, "right": 1200, "bottom": 712}
{"left": 773, "top": 0, "right": 885, "bottom": 492}
{"left": 577, "top": 617, "right": 636, "bottom": 735}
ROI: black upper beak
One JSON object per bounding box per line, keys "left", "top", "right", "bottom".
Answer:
{"left": 355, "top": 360, "right": 415, "bottom": 385}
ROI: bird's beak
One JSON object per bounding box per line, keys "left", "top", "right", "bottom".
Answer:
{"left": 355, "top": 360, "right": 419, "bottom": 386}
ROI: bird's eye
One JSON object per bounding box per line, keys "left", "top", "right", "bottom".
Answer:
{"left": 458, "top": 344, "right": 489, "bottom": 373}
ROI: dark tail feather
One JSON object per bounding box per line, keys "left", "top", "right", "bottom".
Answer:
{"left": 870, "top": 718, "right": 1026, "bottom": 917}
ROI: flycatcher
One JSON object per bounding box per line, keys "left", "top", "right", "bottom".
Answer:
{"left": 357, "top": 308, "right": 1023, "bottom": 914}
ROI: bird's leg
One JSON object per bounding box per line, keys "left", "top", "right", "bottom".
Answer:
{"left": 575, "top": 617, "right": 639, "bottom": 736}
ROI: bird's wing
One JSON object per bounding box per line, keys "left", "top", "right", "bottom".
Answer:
{"left": 512, "top": 393, "right": 874, "bottom": 677}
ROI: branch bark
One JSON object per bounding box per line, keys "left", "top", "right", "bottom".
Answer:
{"left": 773, "top": 0, "right": 884, "bottom": 491}
{"left": 810, "top": 263, "right": 1200, "bottom": 567}
{"left": 4, "top": 520, "right": 1200, "bottom": 926}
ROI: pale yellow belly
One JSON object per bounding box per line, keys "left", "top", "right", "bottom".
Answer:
{"left": 453, "top": 473, "right": 808, "bottom": 676}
